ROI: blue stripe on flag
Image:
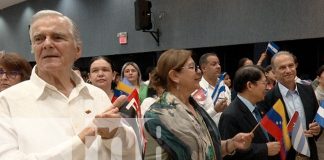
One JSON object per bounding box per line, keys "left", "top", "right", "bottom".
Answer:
{"left": 292, "top": 115, "right": 310, "bottom": 157}
{"left": 267, "top": 42, "right": 279, "bottom": 55}
{"left": 315, "top": 100, "right": 324, "bottom": 128}
{"left": 211, "top": 72, "right": 226, "bottom": 105}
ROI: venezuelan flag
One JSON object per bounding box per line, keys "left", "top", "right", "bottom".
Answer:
{"left": 261, "top": 99, "right": 291, "bottom": 160}
{"left": 116, "top": 81, "right": 134, "bottom": 95}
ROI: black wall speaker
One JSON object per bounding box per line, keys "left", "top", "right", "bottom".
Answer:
{"left": 134, "top": 0, "right": 152, "bottom": 31}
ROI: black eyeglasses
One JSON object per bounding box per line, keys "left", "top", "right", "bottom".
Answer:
{"left": 182, "top": 64, "right": 200, "bottom": 72}
{"left": 0, "top": 70, "right": 21, "bottom": 79}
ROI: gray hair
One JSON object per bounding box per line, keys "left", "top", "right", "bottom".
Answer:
{"left": 271, "top": 51, "right": 296, "bottom": 69}
{"left": 29, "top": 10, "right": 82, "bottom": 53}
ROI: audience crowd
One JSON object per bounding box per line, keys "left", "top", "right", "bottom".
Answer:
{"left": 0, "top": 9, "right": 323, "bottom": 160}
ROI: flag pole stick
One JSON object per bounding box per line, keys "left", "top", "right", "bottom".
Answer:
{"left": 250, "top": 122, "right": 261, "bottom": 133}
{"left": 265, "top": 41, "right": 270, "bottom": 53}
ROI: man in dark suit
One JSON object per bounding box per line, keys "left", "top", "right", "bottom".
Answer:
{"left": 219, "top": 65, "right": 280, "bottom": 160}
{"left": 259, "top": 51, "right": 322, "bottom": 160}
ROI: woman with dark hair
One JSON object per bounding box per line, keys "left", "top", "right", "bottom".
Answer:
{"left": 315, "top": 65, "right": 324, "bottom": 102}
{"left": 238, "top": 57, "right": 253, "bottom": 68}
{"left": 0, "top": 52, "right": 32, "bottom": 91}
{"left": 315, "top": 65, "right": 324, "bottom": 160}
{"left": 88, "top": 56, "right": 120, "bottom": 101}
{"left": 144, "top": 49, "right": 253, "bottom": 160}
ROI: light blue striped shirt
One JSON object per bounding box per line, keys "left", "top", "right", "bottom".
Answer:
{"left": 278, "top": 82, "right": 307, "bottom": 129}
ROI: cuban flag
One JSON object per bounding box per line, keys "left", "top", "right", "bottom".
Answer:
{"left": 261, "top": 99, "right": 291, "bottom": 160}
{"left": 120, "top": 89, "right": 147, "bottom": 158}
{"left": 287, "top": 112, "right": 310, "bottom": 157}
{"left": 211, "top": 72, "right": 226, "bottom": 105}
{"left": 315, "top": 100, "right": 324, "bottom": 128}
{"left": 266, "top": 42, "right": 280, "bottom": 55}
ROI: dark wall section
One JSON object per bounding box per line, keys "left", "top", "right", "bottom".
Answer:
{"left": 1, "top": 0, "right": 324, "bottom": 61}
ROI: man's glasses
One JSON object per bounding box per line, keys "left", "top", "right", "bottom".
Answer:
{"left": 0, "top": 70, "right": 21, "bottom": 79}
{"left": 256, "top": 80, "right": 267, "bottom": 85}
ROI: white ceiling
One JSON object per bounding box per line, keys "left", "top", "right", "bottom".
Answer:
{"left": 0, "top": 0, "right": 27, "bottom": 10}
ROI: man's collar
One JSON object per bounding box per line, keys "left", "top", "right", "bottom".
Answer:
{"left": 30, "top": 65, "right": 93, "bottom": 99}
{"left": 278, "top": 82, "right": 299, "bottom": 97}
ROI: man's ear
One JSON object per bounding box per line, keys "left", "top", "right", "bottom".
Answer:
{"left": 246, "top": 81, "right": 253, "bottom": 91}
{"left": 75, "top": 45, "right": 82, "bottom": 60}
{"left": 168, "top": 69, "right": 180, "bottom": 84}
{"left": 201, "top": 64, "right": 206, "bottom": 73}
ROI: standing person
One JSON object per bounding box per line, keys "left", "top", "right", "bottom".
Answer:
{"left": 144, "top": 49, "right": 254, "bottom": 160}
{"left": 224, "top": 72, "right": 232, "bottom": 89}
{"left": 238, "top": 57, "right": 254, "bottom": 68}
{"left": 315, "top": 65, "right": 324, "bottom": 102}
{"left": 314, "top": 65, "right": 324, "bottom": 160}
{"left": 88, "top": 56, "right": 120, "bottom": 102}
{"left": 219, "top": 65, "right": 280, "bottom": 160}
{"left": 121, "top": 61, "right": 142, "bottom": 91}
{"left": 121, "top": 61, "right": 148, "bottom": 102}
{"left": 264, "top": 65, "right": 276, "bottom": 92}
{"left": 0, "top": 10, "right": 139, "bottom": 159}
{"left": 198, "top": 53, "right": 230, "bottom": 125}
{"left": 259, "top": 51, "right": 322, "bottom": 160}
{"left": 238, "top": 52, "right": 267, "bottom": 68}
{"left": 0, "top": 52, "right": 32, "bottom": 91}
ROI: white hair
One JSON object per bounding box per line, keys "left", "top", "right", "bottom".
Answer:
{"left": 29, "top": 10, "right": 82, "bottom": 53}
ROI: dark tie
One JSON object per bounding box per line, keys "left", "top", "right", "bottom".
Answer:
{"left": 253, "top": 108, "right": 269, "bottom": 140}
{"left": 253, "top": 108, "right": 262, "bottom": 122}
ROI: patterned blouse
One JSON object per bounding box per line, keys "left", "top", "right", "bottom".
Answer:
{"left": 144, "top": 92, "right": 221, "bottom": 160}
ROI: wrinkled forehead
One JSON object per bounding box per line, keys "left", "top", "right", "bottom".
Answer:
{"left": 30, "top": 15, "right": 73, "bottom": 36}
{"left": 274, "top": 54, "right": 295, "bottom": 66}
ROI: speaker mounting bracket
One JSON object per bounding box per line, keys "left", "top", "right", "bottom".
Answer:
{"left": 143, "top": 29, "right": 160, "bottom": 46}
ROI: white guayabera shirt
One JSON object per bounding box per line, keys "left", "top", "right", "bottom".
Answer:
{"left": 198, "top": 76, "right": 231, "bottom": 125}
{"left": 0, "top": 66, "right": 140, "bottom": 160}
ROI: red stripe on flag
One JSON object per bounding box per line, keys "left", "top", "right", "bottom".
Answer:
{"left": 261, "top": 115, "right": 283, "bottom": 140}
{"left": 287, "top": 112, "right": 299, "bottom": 132}
{"left": 279, "top": 139, "right": 287, "bottom": 160}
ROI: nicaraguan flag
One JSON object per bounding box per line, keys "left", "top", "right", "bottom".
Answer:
{"left": 266, "top": 42, "right": 280, "bottom": 55}
{"left": 315, "top": 100, "right": 324, "bottom": 128}
{"left": 211, "top": 72, "right": 226, "bottom": 105}
{"left": 287, "top": 112, "right": 310, "bottom": 157}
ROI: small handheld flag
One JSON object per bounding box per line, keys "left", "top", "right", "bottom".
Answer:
{"left": 211, "top": 72, "right": 226, "bottom": 105}
{"left": 193, "top": 87, "right": 207, "bottom": 102}
{"left": 116, "top": 80, "right": 134, "bottom": 95}
{"left": 119, "top": 89, "right": 147, "bottom": 158}
{"left": 260, "top": 99, "right": 291, "bottom": 160}
{"left": 287, "top": 112, "right": 310, "bottom": 157}
{"left": 315, "top": 100, "right": 324, "bottom": 128}
{"left": 266, "top": 42, "right": 280, "bottom": 55}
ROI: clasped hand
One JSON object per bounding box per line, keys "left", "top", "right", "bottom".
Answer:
{"left": 78, "top": 95, "right": 127, "bottom": 143}
{"left": 304, "top": 121, "right": 321, "bottom": 137}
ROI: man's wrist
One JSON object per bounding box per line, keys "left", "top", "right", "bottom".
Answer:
{"left": 225, "top": 138, "right": 236, "bottom": 155}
